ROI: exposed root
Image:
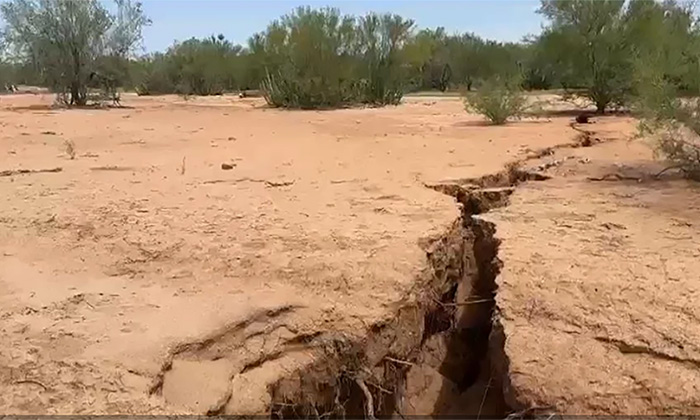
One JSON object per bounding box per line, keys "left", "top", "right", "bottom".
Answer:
{"left": 384, "top": 356, "right": 414, "bottom": 367}
{"left": 265, "top": 163, "right": 549, "bottom": 418}
{"left": 505, "top": 406, "right": 560, "bottom": 420}
{"left": 355, "top": 378, "right": 376, "bottom": 420}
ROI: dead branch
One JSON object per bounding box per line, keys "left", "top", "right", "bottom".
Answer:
{"left": 587, "top": 173, "right": 643, "bottom": 182}
{"left": 13, "top": 379, "right": 48, "bottom": 391}
{"left": 265, "top": 180, "right": 295, "bottom": 188}
{"left": 355, "top": 378, "right": 376, "bottom": 420}
{"left": 653, "top": 164, "right": 684, "bottom": 179}
{"left": 201, "top": 177, "right": 294, "bottom": 187}
{"left": 90, "top": 165, "right": 135, "bottom": 172}
{"left": 0, "top": 167, "right": 62, "bottom": 177}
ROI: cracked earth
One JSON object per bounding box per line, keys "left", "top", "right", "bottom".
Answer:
{"left": 1, "top": 93, "right": 699, "bottom": 416}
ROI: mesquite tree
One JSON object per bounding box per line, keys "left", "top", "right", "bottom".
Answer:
{"left": 1, "top": 0, "right": 149, "bottom": 106}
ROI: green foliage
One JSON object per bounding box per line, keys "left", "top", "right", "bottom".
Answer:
{"left": 253, "top": 7, "right": 359, "bottom": 108}
{"left": 403, "top": 27, "right": 451, "bottom": 91}
{"left": 3, "top": 0, "right": 698, "bottom": 115}
{"left": 634, "top": 60, "right": 700, "bottom": 180}
{"left": 537, "top": 0, "right": 632, "bottom": 112}
{"left": 253, "top": 7, "right": 413, "bottom": 109}
{"left": 0, "top": 0, "right": 149, "bottom": 106}
{"left": 355, "top": 12, "right": 414, "bottom": 105}
{"left": 130, "top": 53, "right": 175, "bottom": 95}
{"left": 128, "top": 34, "right": 251, "bottom": 96}
{"left": 535, "top": 0, "right": 700, "bottom": 112}
{"left": 167, "top": 35, "right": 244, "bottom": 96}
{"left": 464, "top": 75, "right": 528, "bottom": 125}
{"left": 402, "top": 29, "right": 525, "bottom": 93}
{"left": 625, "top": 0, "right": 699, "bottom": 95}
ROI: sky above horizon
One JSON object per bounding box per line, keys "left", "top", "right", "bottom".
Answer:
{"left": 139, "top": 0, "right": 545, "bottom": 52}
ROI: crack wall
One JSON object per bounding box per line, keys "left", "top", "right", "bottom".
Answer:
{"left": 265, "top": 164, "right": 544, "bottom": 418}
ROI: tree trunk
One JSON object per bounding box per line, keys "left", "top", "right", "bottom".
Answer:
{"left": 595, "top": 100, "right": 607, "bottom": 114}
{"left": 71, "top": 48, "right": 87, "bottom": 107}
{"left": 71, "top": 82, "right": 87, "bottom": 106}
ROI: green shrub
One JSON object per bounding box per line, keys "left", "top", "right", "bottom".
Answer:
{"left": 254, "top": 7, "right": 413, "bottom": 109}
{"left": 130, "top": 54, "right": 175, "bottom": 95}
{"left": 355, "top": 13, "right": 414, "bottom": 105}
{"left": 635, "top": 70, "right": 700, "bottom": 181}
{"left": 253, "top": 7, "right": 358, "bottom": 109}
{"left": 464, "top": 76, "right": 527, "bottom": 125}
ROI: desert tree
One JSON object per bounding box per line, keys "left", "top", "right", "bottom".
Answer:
{"left": 537, "top": 0, "right": 632, "bottom": 112}
{"left": 445, "top": 33, "right": 485, "bottom": 91}
{"left": 624, "top": 0, "right": 699, "bottom": 94}
{"left": 355, "top": 12, "right": 415, "bottom": 104}
{"left": 0, "top": 0, "right": 149, "bottom": 106}
{"left": 631, "top": 1, "right": 700, "bottom": 180}
{"left": 403, "top": 27, "right": 451, "bottom": 91}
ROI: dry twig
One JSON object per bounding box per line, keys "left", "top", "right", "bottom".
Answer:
{"left": 0, "top": 167, "right": 62, "bottom": 177}
{"left": 13, "top": 379, "right": 48, "bottom": 391}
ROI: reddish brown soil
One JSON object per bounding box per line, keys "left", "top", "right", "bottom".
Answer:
{"left": 0, "top": 93, "right": 697, "bottom": 416}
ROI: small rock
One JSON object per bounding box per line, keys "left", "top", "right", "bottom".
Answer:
{"left": 221, "top": 163, "right": 236, "bottom": 170}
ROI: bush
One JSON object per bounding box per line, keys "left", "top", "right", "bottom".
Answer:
{"left": 129, "top": 35, "right": 250, "bottom": 97}
{"left": 253, "top": 7, "right": 413, "bottom": 109}
{"left": 131, "top": 55, "right": 176, "bottom": 95}
{"left": 252, "top": 8, "right": 359, "bottom": 109}
{"left": 355, "top": 13, "right": 414, "bottom": 105}
{"left": 464, "top": 76, "right": 527, "bottom": 125}
{"left": 656, "top": 129, "right": 700, "bottom": 180}
{"left": 636, "top": 72, "right": 700, "bottom": 181}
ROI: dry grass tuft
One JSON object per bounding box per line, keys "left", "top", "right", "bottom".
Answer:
{"left": 63, "top": 140, "right": 76, "bottom": 160}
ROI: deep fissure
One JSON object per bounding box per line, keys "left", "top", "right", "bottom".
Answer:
{"left": 267, "top": 163, "right": 536, "bottom": 419}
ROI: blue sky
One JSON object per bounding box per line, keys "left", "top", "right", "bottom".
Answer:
{"left": 139, "top": 0, "right": 545, "bottom": 52}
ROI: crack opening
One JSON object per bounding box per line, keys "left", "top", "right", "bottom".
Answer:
{"left": 264, "top": 165, "right": 543, "bottom": 419}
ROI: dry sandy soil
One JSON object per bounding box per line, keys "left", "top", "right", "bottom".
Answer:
{"left": 0, "top": 92, "right": 698, "bottom": 416}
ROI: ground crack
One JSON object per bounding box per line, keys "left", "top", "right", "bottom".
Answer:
{"left": 595, "top": 336, "right": 700, "bottom": 368}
